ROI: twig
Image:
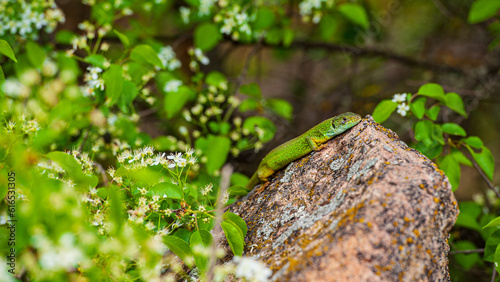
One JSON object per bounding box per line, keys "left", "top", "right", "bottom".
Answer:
{"left": 492, "top": 264, "right": 497, "bottom": 282}
{"left": 462, "top": 148, "right": 500, "bottom": 198}
{"left": 206, "top": 164, "right": 233, "bottom": 282}
{"left": 449, "top": 248, "right": 484, "bottom": 255}
{"left": 228, "top": 39, "right": 466, "bottom": 74}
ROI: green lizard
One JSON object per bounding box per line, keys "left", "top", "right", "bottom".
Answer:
{"left": 245, "top": 112, "right": 362, "bottom": 192}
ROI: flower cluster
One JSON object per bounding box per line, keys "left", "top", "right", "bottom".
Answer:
{"left": 69, "top": 149, "right": 95, "bottom": 175}
{"left": 392, "top": 93, "right": 410, "bottom": 117}
{"left": 3, "top": 116, "right": 42, "bottom": 137}
{"left": 298, "top": 0, "right": 333, "bottom": 23}
{"left": 1, "top": 78, "right": 30, "bottom": 98}
{"left": 214, "top": 5, "right": 253, "bottom": 40}
{"left": 0, "top": 0, "right": 65, "bottom": 39}
{"left": 82, "top": 66, "right": 105, "bottom": 96}
{"left": 188, "top": 48, "right": 210, "bottom": 71}
{"left": 157, "top": 46, "right": 181, "bottom": 71}
{"left": 34, "top": 233, "right": 85, "bottom": 271}
{"left": 164, "top": 79, "right": 183, "bottom": 93}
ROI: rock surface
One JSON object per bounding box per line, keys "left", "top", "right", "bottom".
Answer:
{"left": 221, "top": 115, "right": 459, "bottom": 281}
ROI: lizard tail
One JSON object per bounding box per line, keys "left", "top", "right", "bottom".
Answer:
{"left": 245, "top": 172, "right": 260, "bottom": 191}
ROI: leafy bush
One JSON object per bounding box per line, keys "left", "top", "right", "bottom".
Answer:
{"left": 0, "top": 0, "right": 499, "bottom": 281}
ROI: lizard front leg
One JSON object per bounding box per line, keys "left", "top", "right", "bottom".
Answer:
{"left": 306, "top": 136, "right": 321, "bottom": 151}
{"left": 254, "top": 164, "right": 274, "bottom": 194}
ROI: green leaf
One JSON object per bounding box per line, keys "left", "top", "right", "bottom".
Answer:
{"left": 220, "top": 122, "right": 231, "bottom": 135}
{"left": 468, "top": 0, "right": 500, "bottom": 23}
{"left": 150, "top": 182, "right": 183, "bottom": 199}
{"left": 230, "top": 172, "right": 249, "bottom": 187}
{"left": 190, "top": 230, "right": 213, "bottom": 271}
{"left": 283, "top": 28, "right": 295, "bottom": 47}
{"left": 114, "top": 29, "right": 129, "bottom": 47}
{"left": 163, "top": 235, "right": 194, "bottom": 266}
{"left": 239, "top": 99, "right": 259, "bottom": 112}
{"left": 0, "top": 39, "right": 17, "bottom": 62}
{"left": 243, "top": 116, "right": 277, "bottom": 142}
{"left": 194, "top": 23, "right": 221, "bottom": 51}
{"left": 130, "top": 44, "right": 163, "bottom": 68}
{"left": 445, "top": 92, "right": 467, "bottom": 117}
{"left": 431, "top": 123, "right": 444, "bottom": 145}
{"left": 103, "top": 64, "right": 124, "bottom": 106}
{"left": 266, "top": 98, "right": 293, "bottom": 120}
{"left": 484, "top": 229, "right": 500, "bottom": 261}
{"left": 452, "top": 240, "right": 481, "bottom": 270}
{"left": 494, "top": 245, "right": 500, "bottom": 273}
{"left": 190, "top": 230, "right": 213, "bottom": 246}
{"left": 228, "top": 185, "right": 249, "bottom": 196}
{"left": 372, "top": 100, "right": 397, "bottom": 123}
{"left": 425, "top": 105, "right": 440, "bottom": 121}
{"left": 205, "top": 136, "right": 231, "bottom": 173}
{"left": 462, "top": 136, "right": 483, "bottom": 149}
{"left": 118, "top": 80, "right": 139, "bottom": 113}
{"left": 468, "top": 146, "right": 495, "bottom": 181}
{"left": 205, "top": 71, "right": 227, "bottom": 89}
{"left": 414, "top": 120, "right": 433, "bottom": 145}
{"left": 240, "top": 83, "right": 262, "bottom": 98}
{"left": 26, "top": 41, "right": 46, "bottom": 68}
{"left": 174, "top": 228, "right": 193, "bottom": 243}
{"left": 483, "top": 216, "right": 500, "bottom": 229}
{"left": 320, "top": 14, "right": 339, "bottom": 41}
{"left": 253, "top": 7, "right": 275, "bottom": 30}
{"left": 223, "top": 212, "right": 248, "bottom": 237}
{"left": 164, "top": 85, "right": 192, "bottom": 119}
{"left": 55, "top": 30, "right": 78, "bottom": 44}
{"left": 0, "top": 66, "right": 4, "bottom": 84}
{"left": 338, "top": 3, "right": 369, "bottom": 29}
{"left": 46, "top": 151, "right": 98, "bottom": 189}
{"left": 439, "top": 154, "right": 460, "bottom": 191}
{"left": 208, "top": 121, "right": 219, "bottom": 133}
{"left": 441, "top": 123, "right": 466, "bottom": 136}
{"left": 450, "top": 148, "right": 472, "bottom": 167}
{"left": 152, "top": 136, "right": 177, "bottom": 151}
{"left": 221, "top": 221, "right": 244, "bottom": 256}
{"left": 84, "top": 54, "right": 107, "bottom": 69}
{"left": 108, "top": 186, "right": 124, "bottom": 235}
{"left": 418, "top": 83, "right": 445, "bottom": 102}
{"left": 410, "top": 97, "right": 426, "bottom": 119}
{"left": 455, "top": 210, "right": 482, "bottom": 231}
{"left": 265, "top": 28, "right": 282, "bottom": 45}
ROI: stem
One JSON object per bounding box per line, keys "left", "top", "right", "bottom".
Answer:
{"left": 461, "top": 148, "right": 500, "bottom": 198}
{"left": 206, "top": 164, "right": 233, "bottom": 282}
{"left": 449, "top": 248, "right": 484, "bottom": 255}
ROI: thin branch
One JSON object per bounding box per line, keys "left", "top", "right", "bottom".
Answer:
{"left": 286, "top": 41, "right": 467, "bottom": 74}
{"left": 227, "top": 39, "right": 467, "bottom": 74}
{"left": 492, "top": 264, "right": 497, "bottom": 282}
{"left": 449, "top": 248, "right": 484, "bottom": 255}
{"left": 462, "top": 148, "right": 500, "bottom": 198}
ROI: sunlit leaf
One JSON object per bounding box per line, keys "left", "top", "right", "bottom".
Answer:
{"left": 418, "top": 83, "right": 445, "bottom": 102}
{"left": 194, "top": 23, "right": 221, "bottom": 51}
{"left": 0, "top": 39, "right": 17, "bottom": 62}
{"left": 468, "top": 0, "right": 500, "bottom": 23}
{"left": 441, "top": 123, "right": 466, "bottom": 136}
{"left": 338, "top": 3, "right": 369, "bottom": 29}
{"left": 221, "top": 220, "right": 244, "bottom": 256}
{"left": 372, "top": 100, "right": 397, "bottom": 123}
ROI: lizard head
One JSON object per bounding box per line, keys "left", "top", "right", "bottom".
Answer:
{"left": 325, "top": 112, "right": 362, "bottom": 137}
